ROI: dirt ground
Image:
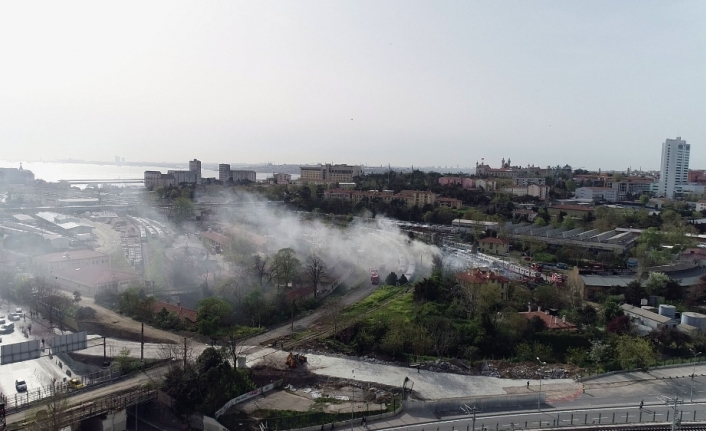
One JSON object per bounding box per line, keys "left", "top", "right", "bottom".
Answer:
{"left": 239, "top": 386, "right": 388, "bottom": 416}
{"left": 77, "top": 297, "right": 182, "bottom": 344}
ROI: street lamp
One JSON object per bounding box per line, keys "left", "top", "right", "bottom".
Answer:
{"left": 691, "top": 348, "right": 702, "bottom": 402}
{"left": 351, "top": 370, "right": 356, "bottom": 431}
{"left": 536, "top": 357, "right": 546, "bottom": 410}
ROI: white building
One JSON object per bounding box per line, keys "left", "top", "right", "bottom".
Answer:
{"left": 574, "top": 187, "right": 619, "bottom": 202}
{"left": 621, "top": 303, "right": 678, "bottom": 334}
{"left": 659, "top": 137, "right": 690, "bottom": 198}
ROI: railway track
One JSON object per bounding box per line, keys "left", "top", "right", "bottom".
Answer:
{"left": 280, "top": 287, "right": 410, "bottom": 351}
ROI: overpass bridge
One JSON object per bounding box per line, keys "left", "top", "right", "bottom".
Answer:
{"left": 8, "top": 387, "right": 156, "bottom": 430}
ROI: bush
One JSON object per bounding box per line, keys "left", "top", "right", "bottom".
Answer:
{"left": 75, "top": 306, "right": 96, "bottom": 320}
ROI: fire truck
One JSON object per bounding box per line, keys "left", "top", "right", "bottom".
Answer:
{"left": 370, "top": 268, "right": 380, "bottom": 285}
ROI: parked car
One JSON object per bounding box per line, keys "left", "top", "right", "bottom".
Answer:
{"left": 8, "top": 314, "right": 20, "bottom": 321}
{"left": 0, "top": 324, "right": 14, "bottom": 334}
{"left": 556, "top": 263, "right": 569, "bottom": 270}
{"left": 15, "top": 308, "right": 22, "bottom": 314}
{"left": 15, "top": 380, "right": 27, "bottom": 392}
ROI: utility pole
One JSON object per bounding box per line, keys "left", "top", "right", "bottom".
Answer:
{"left": 691, "top": 348, "right": 701, "bottom": 402}
{"left": 536, "top": 357, "right": 546, "bottom": 410}
{"left": 183, "top": 337, "right": 187, "bottom": 369}
{"left": 140, "top": 323, "right": 144, "bottom": 362}
{"left": 103, "top": 337, "right": 106, "bottom": 360}
{"left": 658, "top": 396, "right": 682, "bottom": 431}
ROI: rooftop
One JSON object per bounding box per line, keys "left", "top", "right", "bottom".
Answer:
{"left": 35, "top": 250, "right": 109, "bottom": 263}
{"left": 549, "top": 204, "right": 595, "bottom": 211}
{"left": 53, "top": 267, "right": 141, "bottom": 286}
{"left": 621, "top": 304, "right": 675, "bottom": 324}
{"left": 152, "top": 301, "right": 197, "bottom": 323}
{"left": 479, "top": 237, "right": 508, "bottom": 244}
{"left": 519, "top": 311, "right": 577, "bottom": 331}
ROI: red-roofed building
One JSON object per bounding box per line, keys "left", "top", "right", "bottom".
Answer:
{"left": 478, "top": 237, "right": 509, "bottom": 255}
{"left": 152, "top": 301, "right": 198, "bottom": 325}
{"left": 456, "top": 269, "right": 510, "bottom": 300}
{"left": 519, "top": 311, "right": 577, "bottom": 331}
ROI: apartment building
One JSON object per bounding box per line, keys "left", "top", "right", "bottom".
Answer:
{"left": 144, "top": 158, "right": 201, "bottom": 189}
{"left": 323, "top": 189, "right": 461, "bottom": 209}
{"left": 300, "top": 164, "right": 362, "bottom": 183}
{"left": 218, "top": 164, "right": 257, "bottom": 182}
{"left": 574, "top": 187, "right": 619, "bottom": 202}
{"left": 658, "top": 137, "right": 690, "bottom": 198}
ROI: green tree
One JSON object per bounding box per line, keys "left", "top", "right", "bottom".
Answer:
{"left": 196, "top": 297, "right": 233, "bottom": 336}
{"left": 561, "top": 217, "right": 576, "bottom": 230}
{"left": 385, "top": 272, "right": 399, "bottom": 286}
{"left": 398, "top": 274, "right": 409, "bottom": 285}
{"left": 645, "top": 272, "right": 670, "bottom": 297}
{"left": 172, "top": 197, "right": 194, "bottom": 225}
{"left": 616, "top": 336, "right": 657, "bottom": 370}
{"left": 272, "top": 248, "right": 301, "bottom": 290}
{"left": 639, "top": 195, "right": 650, "bottom": 205}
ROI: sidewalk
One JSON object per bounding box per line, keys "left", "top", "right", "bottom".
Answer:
{"left": 344, "top": 362, "right": 706, "bottom": 431}
{"left": 585, "top": 362, "right": 706, "bottom": 387}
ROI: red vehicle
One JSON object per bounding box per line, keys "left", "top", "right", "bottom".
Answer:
{"left": 530, "top": 263, "right": 542, "bottom": 273}
{"left": 552, "top": 273, "right": 566, "bottom": 285}
{"left": 370, "top": 268, "right": 379, "bottom": 285}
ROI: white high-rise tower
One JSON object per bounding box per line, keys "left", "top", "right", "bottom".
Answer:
{"left": 659, "top": 137, "right": 690, "bottom": 198}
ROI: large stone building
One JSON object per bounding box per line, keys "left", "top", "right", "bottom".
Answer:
{"left": 144, "top": 159, "right": 201, "bottom": 190}
{"left": 323, "top": 189, "right": 461, "bottom": 209}
{"left": 300, "top": 164, "right": 362, "bottom": 183}
{"left": 218, "top": 164, "right": 256, "bottom": 183}
{"left": 574, "top": 187, "right": 619, "bottom": 202}
{"left": 0, "top": 165, "right": 34, "bottom": 185}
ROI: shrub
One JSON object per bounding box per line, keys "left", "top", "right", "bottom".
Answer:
{"left": 75, "top": 306, "right": 96, "bottom": 320}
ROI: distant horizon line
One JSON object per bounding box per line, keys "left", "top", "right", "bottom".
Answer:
{"left": 0, "top": 158, "right": 661, "bottom": 173}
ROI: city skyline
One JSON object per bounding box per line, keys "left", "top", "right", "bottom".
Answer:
{"left": 1, "top": 1, "right": 705, "bottom": 170}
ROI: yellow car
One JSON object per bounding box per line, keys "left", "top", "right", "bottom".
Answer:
{"left": 67, "top": 378, "right": 84, "bottom": 390}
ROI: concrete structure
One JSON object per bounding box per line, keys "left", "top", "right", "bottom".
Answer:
{"left": 57, "top": 198, "right": 100, "bottom": 207}
{"left": 143, "top": 171, "right": 175, "bottom": 190}
{"left": 300, "top": 164, "right": 362, "bottom": 183}
{"left": 574, "top": 187, "right": 619, "bottom": 202}
{"left": 229, "top": 170, "right": 256, "bottom": 182}
{"left": 218, "top": 163, "right": 231, "bottom": 182}
{"left": 218, "top": 164, "right": 256, "bottom": 182}
{"left": 527, "top": 184, "right": 549, "bottom": 200}
{"left": 51, "top": 267, "right": 142, "bottom": 295}
{"left": 12, "top": 214, "right": 35, "bottom": 225}
{"left": 144, "top": 158, "right": 201, "bottom": 189}
{"left": 514, "top": 177, "right": 546, "bottom": 186}
{"left": 478, "top": 237, "right": 509, "bottom": 255}
{"left": 35, "top": 212, "right": 94, "bottom": 237}
{"left": 274, "top": 173, "right": 292, "bottom": 184}
{"left": 621, "top": 303, "right": 679, "bottom": 333}
{"left": 609, "top": 178, "right": 654, "bottom": 200}
{"left": 0, "top": 165, "right": 34, "bottom": 185}
{"left": 697, "top": 201, "right": 706, "bottom": 212}
{"left": 681, "top": 312, "right": 706, "bottom": 332}
{"left": 658, "top": 136, "right": 690, "bottom": 198}
{"left": 324, "top": 189, "right": 460, "bottom": 209}
{"left": 34, "top": 250, "right": 110, "bottom": 274}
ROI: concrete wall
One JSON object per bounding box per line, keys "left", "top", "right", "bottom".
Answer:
{"left": 81, "top": 409, "right": 127, "bottom": 431}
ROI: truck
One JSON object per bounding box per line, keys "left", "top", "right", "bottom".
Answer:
{"left": 370, "top": 268, "right": 379, "bottom": 285}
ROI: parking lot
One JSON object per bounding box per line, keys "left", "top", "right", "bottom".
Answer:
{"left": 0, "top": 301, "right": 80, "bottom": 401}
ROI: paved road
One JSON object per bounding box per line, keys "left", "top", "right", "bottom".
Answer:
{"left": 350, "top": 364, "right": 706, "bottom": 431}
{"left": 5, "top": 364, "right": 169, "bottom": 425}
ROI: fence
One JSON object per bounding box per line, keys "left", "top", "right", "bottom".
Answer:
{"left": 3, "top": 366, "right": 120, "bottom": 413}
{"left": 10, "top": 387, "right": 157, "bottom": 431}
{"left": 402, "top": 393, "right": 544, "bottom": 417}
{"left": 220, "top": 397, "right": 401, "bottom": 431}
{"left": 215, "top": 380, "right": 283, "bottom": 418}
{"left": 580, "top": 355, "right": 706, "bottom": 381}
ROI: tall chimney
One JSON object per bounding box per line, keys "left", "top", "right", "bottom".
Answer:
{"left": 538, "top": 306, "right": 541, "bottom": 313}
{"left": 562, "top": 315, "right": 566, "bottom": 323}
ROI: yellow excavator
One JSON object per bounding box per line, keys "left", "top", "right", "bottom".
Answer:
{"left": 286, "top": 351, "right": 307, "bottom": 368}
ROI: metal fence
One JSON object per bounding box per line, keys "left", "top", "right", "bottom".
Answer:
{"left": 10, "top": 387, "right": 157, "bottom": 431}
{"left": 3, "top": 366, "right": 120, "bottom": 413}
{"left": 403, "top": 393, "right": 545, "bottom": 417}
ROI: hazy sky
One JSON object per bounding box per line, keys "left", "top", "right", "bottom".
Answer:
{"left": 1, "top": 1, "right": 705, "bottom": 170}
